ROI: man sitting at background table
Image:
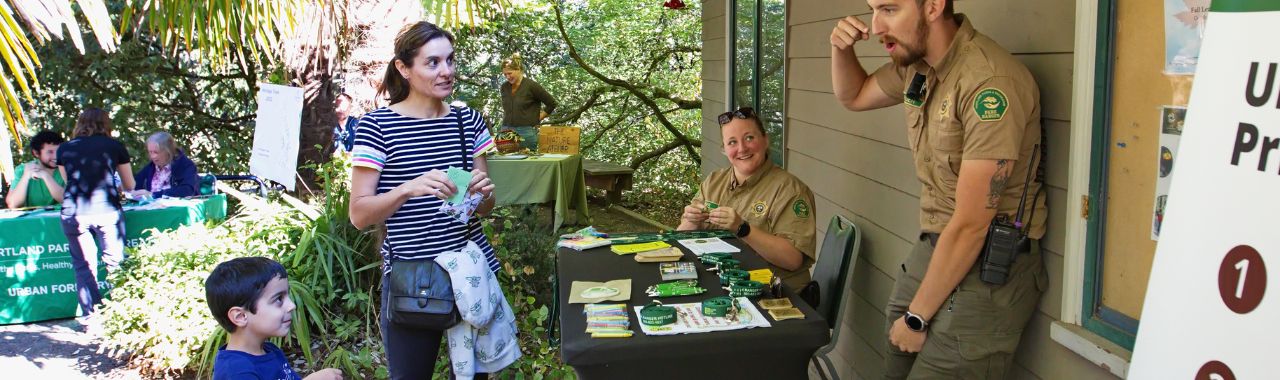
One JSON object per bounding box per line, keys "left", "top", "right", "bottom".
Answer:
{"left": 6, "top": 130, "right": 66, "bottom": 208}
{"left": 677, "top": 107, "right": 817, "bottom": 293}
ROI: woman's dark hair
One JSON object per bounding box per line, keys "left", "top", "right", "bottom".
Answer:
{"left": 73, "top": 108, "right": 113, "bottom": 137}
{"left": 379, "top": 22, "right": 456, "bottom": 104}
{"left": 28, "top": 130, "right": 65, "bottom": 153}
{"left": 204, "top": 257, "right": 289, "bottom": 332}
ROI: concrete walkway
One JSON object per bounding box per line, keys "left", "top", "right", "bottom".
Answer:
{"left": 0, "top": 318, "right": 142, "bottom": 379}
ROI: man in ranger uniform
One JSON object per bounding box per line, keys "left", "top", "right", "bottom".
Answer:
{"left": 830, "top": 0, "right": 1049, "bottom": 378}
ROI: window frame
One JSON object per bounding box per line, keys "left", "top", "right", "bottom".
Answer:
{"left": 1081, "top": 0, "right": 1139, "bottom": 351}
{"left": 728, "top": 0, "right": 786, "bottom": 167}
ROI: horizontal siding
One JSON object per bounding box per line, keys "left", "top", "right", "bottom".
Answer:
{"left": 791, "top": 152, "right": 920, "bottom": 241}
{"left": 705, "top": 1, "right": 1095, "bottom": 378}
{"left": 702, "top": 0, "right": 724, "bottom": 20}
{"left": 788, "top": 119, "right": 918, "bottom": 196}
{"left": 789, "top": 88, "right": 908, "bottom": 148}
{"left": 957, "top": 0, "right": 1076, "bottom": 54}
{"left": 703, "top": 78, "right": 726, "bottom": 105}
{"left": 704, "top": 38, "right": 726, "bottom": 62}
{"left": 789, "top": 0, "right": 866, "bottom": 26}
{"left": 703, "top": 15, "right": 726, "bottom": 40}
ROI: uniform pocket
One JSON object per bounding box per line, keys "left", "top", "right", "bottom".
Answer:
{"left": 931, "top": 119, "right": 965, "bottom": 152}
{"left": 957, "top": 331, "right": 1021, "bottom": 378}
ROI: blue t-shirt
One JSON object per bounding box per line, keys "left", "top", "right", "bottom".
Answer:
{"left": 212, "top": 342, "right": 302, "bottom": 380}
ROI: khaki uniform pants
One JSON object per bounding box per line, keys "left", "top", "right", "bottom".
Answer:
{"left": 883, "top": 234, "right": 1048, "bottom": 379}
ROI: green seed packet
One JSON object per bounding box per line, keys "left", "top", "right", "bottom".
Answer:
{"left": 445, "top": 167, "right": 473, "bottom": 204}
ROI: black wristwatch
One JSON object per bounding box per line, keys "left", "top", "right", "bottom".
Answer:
{"left": 904, "top": 310, "right": 929, "bottom": 332}
{"left": 736, "top": 222, "right": 752, "bottom": 238}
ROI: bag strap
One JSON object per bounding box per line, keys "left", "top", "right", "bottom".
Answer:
{"left": 457, "top": 106, "right": 470, "bottom": 171}
{"left": 455, "top": 106, "right": 474, "bottom": 242}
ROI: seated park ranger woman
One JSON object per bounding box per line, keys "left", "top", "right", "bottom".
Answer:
{"left": 677, "top": 107, "right": 818, "bottom": 293}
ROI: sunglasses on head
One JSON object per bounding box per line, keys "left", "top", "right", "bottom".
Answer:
{"left": 717, "top": 107, "right": 757, "bottom": 125}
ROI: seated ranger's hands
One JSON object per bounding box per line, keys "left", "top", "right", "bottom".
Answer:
{"left": 707, "top": 206, "right": 745, "bottom": 231}
{"left": 681, "top": 202, "right": 710, "bottom": 226}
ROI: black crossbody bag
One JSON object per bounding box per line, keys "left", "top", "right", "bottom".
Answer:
{"left": 386, "top": 107, "right": 470, "bottom": 330}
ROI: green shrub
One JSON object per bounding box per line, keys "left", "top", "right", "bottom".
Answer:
{"left": 99, "top": 157, "right": 575, "bottom": 379}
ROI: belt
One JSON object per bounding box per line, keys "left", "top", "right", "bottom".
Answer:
{"left": 922, "top": 232, "right": 1035, "bottom": 254}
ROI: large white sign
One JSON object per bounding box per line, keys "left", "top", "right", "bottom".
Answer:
{"left": 1130, "top": 3, "right": 1278, "bottom": 379}
{"left": 249, "top": 83, "right": 304, "bottom": 191}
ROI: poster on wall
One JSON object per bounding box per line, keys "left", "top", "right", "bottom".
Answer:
{"left": 248, "top": 83, "right": 304, "bottom": 191}
{"left": 1151, "top": 106, "right": 1185, "bottom": 241}
{"left": 1130, "top": 2, "right": 1279, "bottom": 379}
{"left": 1164, "top": 0, "right": 1210, "bottom": 74}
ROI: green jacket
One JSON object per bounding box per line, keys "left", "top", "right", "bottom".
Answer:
{"left": 500, "top": 77, "right": 557, "bottom": 126}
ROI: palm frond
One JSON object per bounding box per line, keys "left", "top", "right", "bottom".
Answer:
{"left": 421, "top": 0, "right": 512, "bottom": 29}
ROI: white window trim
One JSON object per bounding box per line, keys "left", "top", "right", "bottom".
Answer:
{"left": 1057, "top": 0, "right": 1132, "bottom": 376}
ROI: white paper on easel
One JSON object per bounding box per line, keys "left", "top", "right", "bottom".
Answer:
{"left": 249, "top": 83, "right": 304, "bottom": 191}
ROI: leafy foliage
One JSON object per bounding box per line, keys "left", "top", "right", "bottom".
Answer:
{"left": 452, "top": 0, "right": 703, "bottom": 225}
{"left": 98, "top": 157, "right": 575, "bottom": 379}
{"left": 26, "top": 34, "right": 259, "bottom": 175}
{"left": 98, "top": 157, "right": 384, "bottom": 378}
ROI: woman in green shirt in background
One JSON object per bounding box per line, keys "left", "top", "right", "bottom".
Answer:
{"left": 499, "top": 54, "right": 557, "bottom": 151}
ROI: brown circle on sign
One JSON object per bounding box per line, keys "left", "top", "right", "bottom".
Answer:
{"left": 1195, "top": 360, "right": 1235, "bottom": 380}
{"left": 1217, "top": 245, "right": 1267, "bottom": 314}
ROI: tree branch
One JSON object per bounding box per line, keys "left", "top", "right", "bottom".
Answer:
{"left": 629, "top": 137, "right": 697, "bottom": 170}
{"left": 553, "top": 4, "right": 701, "bottom": 164}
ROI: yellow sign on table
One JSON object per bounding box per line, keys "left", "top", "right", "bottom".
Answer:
{"left": 538, "top": 125, "right": 581, "bottom": 154}
{"left": 611, "top": 241, "right": 671, "bottom": 255}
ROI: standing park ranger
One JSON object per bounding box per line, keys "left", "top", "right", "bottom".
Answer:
{"left": 829, "top": 0, "right": 1048, "bottom": 378}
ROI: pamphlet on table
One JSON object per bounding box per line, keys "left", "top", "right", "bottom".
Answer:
{"left": 677, "top": 237, "right": 740, "bottom": 255}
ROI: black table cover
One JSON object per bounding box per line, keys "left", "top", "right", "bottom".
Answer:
{"left": 557, "top": 238, "right": 831, "bottom": 379}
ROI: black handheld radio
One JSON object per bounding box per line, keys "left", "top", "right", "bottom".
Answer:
{"left": 978, "top": 143, "right": 1041, "bottom": 285}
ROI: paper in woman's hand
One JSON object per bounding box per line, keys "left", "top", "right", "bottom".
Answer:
{"left": 444, "top": 167, "right": 473, "bottom": 205}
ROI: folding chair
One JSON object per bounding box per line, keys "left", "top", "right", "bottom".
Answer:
{"left": 809, "top": 215, "right": 862, "bottom": 380}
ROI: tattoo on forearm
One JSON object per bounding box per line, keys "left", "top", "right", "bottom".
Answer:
{"left": 987, "top": 160, "right": 1013, "bottom": 209}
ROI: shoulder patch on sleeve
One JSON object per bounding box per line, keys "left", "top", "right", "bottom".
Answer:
{"left": 972, "top": 88, "right": 1008, "bottom": 121}
{"left": 792, "top": 199, "right": 810, "bottom": 219}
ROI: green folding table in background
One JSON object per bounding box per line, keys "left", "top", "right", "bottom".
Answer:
{"left": 0, "top": 194, "right": 227, "bottom": 324}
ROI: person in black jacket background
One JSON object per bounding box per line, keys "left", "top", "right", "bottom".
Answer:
{"left": 132, "top": 131, "right": 200, "bottom": 198}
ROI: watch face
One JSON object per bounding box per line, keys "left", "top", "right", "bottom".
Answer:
{"left": 905, "top": 313, "right": 926, "bottom": 331}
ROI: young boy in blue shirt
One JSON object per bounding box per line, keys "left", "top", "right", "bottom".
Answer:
{"left": 205, "top": 257, "right": 343, "bottom": 380}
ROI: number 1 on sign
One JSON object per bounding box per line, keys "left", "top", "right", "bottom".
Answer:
{"left": 1234, "top": 259, "right": 1249, "bottom": 299}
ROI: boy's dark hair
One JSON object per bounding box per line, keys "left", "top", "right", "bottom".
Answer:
{"left": 28, "top": 130, "right": 65, "bottom": 154}
{"left": 205, "top": 257, "right": 288, "bottom": 332}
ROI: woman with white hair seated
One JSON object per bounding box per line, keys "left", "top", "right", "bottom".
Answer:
{"left": 132, "top": 131, "right": 200, "bottom": 198}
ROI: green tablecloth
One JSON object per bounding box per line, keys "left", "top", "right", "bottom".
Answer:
{"left": 0, "top": 194, "right": 227, "bottom": 324}
{"left": 488, "top": 154, "right": 590, "bottom": 230}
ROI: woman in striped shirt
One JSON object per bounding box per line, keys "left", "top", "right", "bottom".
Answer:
{"left": 348, "top": 22, "right": 499, "bottom": 379}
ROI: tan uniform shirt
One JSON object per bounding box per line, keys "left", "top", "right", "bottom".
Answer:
{"left": 693, "top": 164, "right": 818, "bottom": 291}
{"left": 870, "top": 15, "right": 1048, "bottom": 238}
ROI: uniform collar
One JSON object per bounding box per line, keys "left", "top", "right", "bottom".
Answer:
{"left": 912, "top": 14, "right": 974, "bottom": 82}
{"left": 730, "top": 162, "right": 775, "bottom": 191}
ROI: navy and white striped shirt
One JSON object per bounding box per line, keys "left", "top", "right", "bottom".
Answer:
{"left": 352, "top": 106, "right": 499, "bottom": 272}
